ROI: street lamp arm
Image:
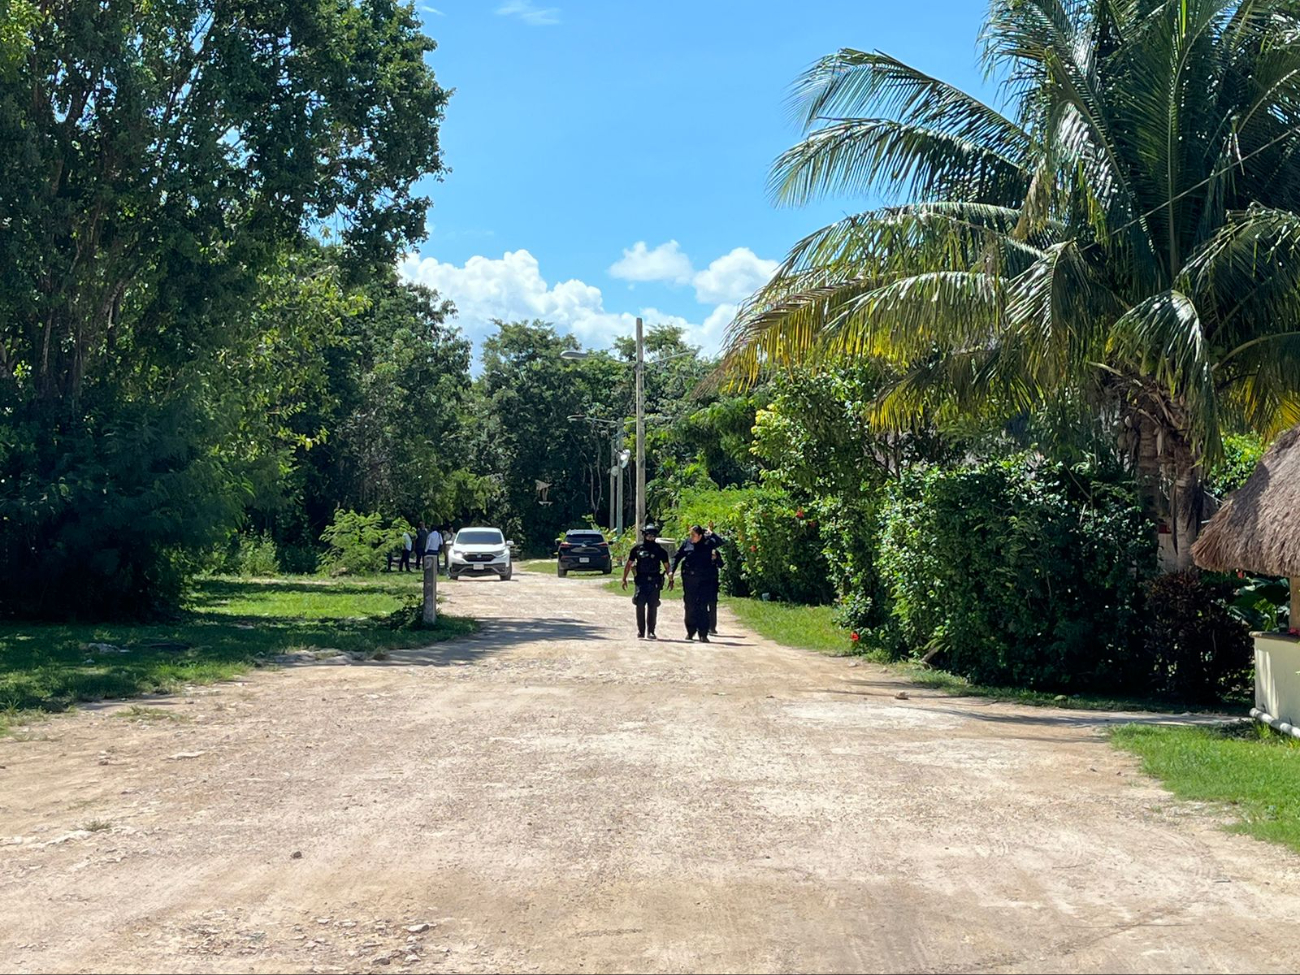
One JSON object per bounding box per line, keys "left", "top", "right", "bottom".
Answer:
{"left": 644, "top": 349, "right": 697, "bottom": 366}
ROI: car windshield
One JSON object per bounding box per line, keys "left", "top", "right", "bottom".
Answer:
{"left": 567, "top": 533, "right": 605, "bottom": 544}
{"left": 457, "top": 530, "right": 503, "bottom": 546}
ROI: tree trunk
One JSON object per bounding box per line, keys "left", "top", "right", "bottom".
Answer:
{"left": 1163, "top": 464, "right": 1203, "bottom": 573}
{"left": 1130, "top": 404, "right": 1203, "bottom": 574}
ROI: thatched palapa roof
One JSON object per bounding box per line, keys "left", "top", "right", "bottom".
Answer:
{"left": 1193, "top": 425, "right": 1300, "bottom": 577}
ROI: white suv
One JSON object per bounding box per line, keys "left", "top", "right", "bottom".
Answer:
{"left": 448, "top": 527, "right": 513, "bottom": 581}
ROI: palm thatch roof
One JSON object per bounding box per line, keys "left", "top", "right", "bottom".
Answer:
{"left": 1193, "top": 425, "right": 1300, "bottom": 576}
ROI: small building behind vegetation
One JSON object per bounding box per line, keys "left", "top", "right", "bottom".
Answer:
{"left": 1193, "top": 426, "right": 1300, "bottom": 733}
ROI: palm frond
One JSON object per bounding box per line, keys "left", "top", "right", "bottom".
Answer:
{"left": 1006, "top": 240, "right": 1122, "bottom": 386}
{"left": 1185, "top": 205, "right": 1300, "bottom": 342}
{"left": 1107, "top": 289, "right": 1220, "bottom": 455}
{"left": 789, "top": 49, "right": 1031, "bottom": 153}
{"left": 719, "top": 269, "right": 1003, "bottom": 387}
{"left": 769, "top": 118, "right": 1030, "bottom": 207}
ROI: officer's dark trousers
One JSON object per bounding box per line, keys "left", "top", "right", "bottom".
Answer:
{"left": 634, "top": 582, "right": 660, "bottom": 636}
{"left": 683, "top": 579, "right": 710, "bottom": 638}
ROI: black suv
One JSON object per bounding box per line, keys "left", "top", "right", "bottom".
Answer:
{"left": 557, "top": 530, "right": 612, "bottom": 576}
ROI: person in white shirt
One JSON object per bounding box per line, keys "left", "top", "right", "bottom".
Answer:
{"left": 400, "top": 530, "right": 413, "bottom": 572}
{"left": 424, "top": 527, "right": 442, "bottom": 571}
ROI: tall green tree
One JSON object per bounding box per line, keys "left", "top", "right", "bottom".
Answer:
{"left": 237, "top": 252, "right": 477, "bottom": 555}
{"left": 472, "top": 321, "right": 621, "bottom": 551}
{"left": 722, "top": 0, "right": 1300, "bottom": 568}
{"left": 0, "top": 0, "right": 448, "bottom": 616}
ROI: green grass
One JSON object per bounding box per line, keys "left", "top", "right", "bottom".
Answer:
{"left": 521, "top": 559, "right": 560, "bottom": 575}
{"left": 1112, "top": 722, "right": 1300, "bottom": 852}
{"left": 0, "top": 574, "right": 476, "bottom": 736}
{"left": 726, "top": 599, "right": 848, "bottom": 654}
{"left": 599, "top": 579, "right": 845, "bottom": 652}
{"left": 594, "top": 579, "right": 1229, "bottom": 713}
{"left": 527, "top": 558, "right": 615, "bottom": 578}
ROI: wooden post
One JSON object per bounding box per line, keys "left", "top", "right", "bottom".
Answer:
{"left": 423, "top": 555, "right": 438, "bottom": 626}
{"left": 1291, "top": 577, "right": 1298, "bottom": 633}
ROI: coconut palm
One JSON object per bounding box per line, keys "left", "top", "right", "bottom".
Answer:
{"left": 722, "top": 0, "right": 1300, "bottom": 568}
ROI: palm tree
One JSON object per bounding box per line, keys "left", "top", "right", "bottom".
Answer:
{"left": 722, "top": 0, "right": 1300, "bottom": 568}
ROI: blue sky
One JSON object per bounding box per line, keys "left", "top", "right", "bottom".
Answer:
{"left": 398, "top": 0, "right": 995, "bottom": 359}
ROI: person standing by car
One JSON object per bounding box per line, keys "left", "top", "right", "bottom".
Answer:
{"left": 400, "top": 528, "right": 413, "bottom": 572}
{"left": 424, "top": 525, "right": 443, "bottom": 571}
{"left": 670, "top": 524, "right": 725, "bottom": 642}
{"left": 622, "top": 523, "right": 670, "bottom": 640}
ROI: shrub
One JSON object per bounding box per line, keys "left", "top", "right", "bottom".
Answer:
{"left": 879, "top": 457, "right": 1154, "bottom": 692}
{"left": 233, "top": 532, "right": 280, "bottom": 577}
{"left": 818, "top": 495, "right": 900, "bottom": 654}
{"left": 277, "top": 543, "right": 320, "bottom": 575}
{"left": 732, "top": 491, "right": 835, "bottom": 605}
{"left": 0, "top": 401, "right": 241, "bottom": 620}
{"left": 1227, "top": 574, "right": 1290, "bottom": 632}
{"left": 1206, "top": 433, "right": 1266, "bottom": 498}
{"left": 663, "top": 486, "right": 755, "bottom": 596}
{"left": 320, "top": 510, "right": 409, "bottom": 576}
{"left": 1143, "top": 572, "right": 1254, "bottom": 704}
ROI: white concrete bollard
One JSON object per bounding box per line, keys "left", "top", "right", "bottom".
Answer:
{"left": 423, "top": 555, "right": 438, "bottom": 626}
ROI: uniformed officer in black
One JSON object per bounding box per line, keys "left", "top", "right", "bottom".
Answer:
{"left": 669, "top": 524, "right": 725, "bottom": 642}
{"left": 622, "top": 522, "right": 671, "bottom": 639}
{"left": 706, "top": 529, "right": 723, "bottom": 636}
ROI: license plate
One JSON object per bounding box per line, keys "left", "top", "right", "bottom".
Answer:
{"left": 473, "top": 565, "right": 486, "bottom": 571}
{"left": 580, "top": 557, "right": 590, "bottom": 563}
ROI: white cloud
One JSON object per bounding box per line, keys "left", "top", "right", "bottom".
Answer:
{"left": 692, "top": 247, "right": 779, "bottom": 304}
{"left": 699, "top": 303, "right": 740, "bottom": 348}
{"left": 608, "top": 240, "right": 694, "bottom": 285}
{"left": 495, "top": 1, "right": 560, "bottom": 26}
{"left": 419, "top": 5, "right": 445, "bottom": 15}
{"left": 397, "top": 245, "right": 765, "bottom": 363}
{"left": 398, "top": 249, "right": 729, "bottom": 356}
{"left": 608, "top": 240, "right": 777, "bottom": 307}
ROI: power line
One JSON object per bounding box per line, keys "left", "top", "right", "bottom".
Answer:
{"left": 1083, "top": 124, "right": 1299, "bottom": 251}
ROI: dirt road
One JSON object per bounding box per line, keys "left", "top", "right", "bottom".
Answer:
{"left": 3, "top": 571, "right": 1298, "bottom": 974}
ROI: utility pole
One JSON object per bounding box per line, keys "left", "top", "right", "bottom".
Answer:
{"left": 608, "top": 434, "right": 616, "bottom": 531}
{"left": 635, "top": 317, "right": 645, "bottom": 544}
{"left": 613, "top": 462, "right": 624, "bottom": 538}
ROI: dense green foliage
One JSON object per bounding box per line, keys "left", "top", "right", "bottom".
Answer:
{"left": 731, "top": 493, "right": 834, "bottom": 605}
{"left": 1142, "top": 572, "right": 1253, "bottom": 704}
{"left": 750, "top": 362, "right": 959, "bottom": 634}
{"left": 879, "top": 457, "right": 1155, "bottom": 692}
{"left": 0, "top": 0, "right": 448, "bottom": 618}
{"left": 237, "top": 252, "right": 478, "bottom": 558}
{"left": 471, "top": 321, "right": 626, "bottom": 552}
{"left": 320, "top": 510, "right": 412, "bottom": 577}
{"left": 723, "top": 0, "right": 1300, "bottom": 569}
{"left": 1206, "top": 434, "right": 1267, "bottom": 498}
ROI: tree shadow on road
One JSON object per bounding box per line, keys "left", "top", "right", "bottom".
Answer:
{"left": 465, "top": 615, "right": 611, "bottom": 645}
